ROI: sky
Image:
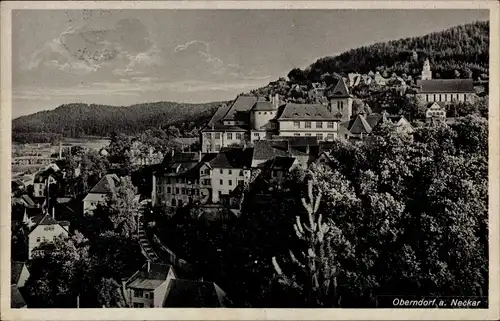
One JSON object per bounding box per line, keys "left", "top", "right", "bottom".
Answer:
{"left": 12, "top": 9, "right": 489, "bottom": 118}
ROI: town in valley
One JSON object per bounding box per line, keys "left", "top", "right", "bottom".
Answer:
{"left": 9, "top": 11, "right": 489, "bottom": 309}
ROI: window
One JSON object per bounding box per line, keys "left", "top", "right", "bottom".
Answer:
{"left": 305, "top": 121, "right": 311, "bottom": 128}
{"left": 294, "top": 133, "right": 301, "bottom": 137}
{"left": 228, "top": 170, "right": 232, "bottom": 175}
{"left": 327, "top": 134, "right": 335, "bottom": 140}
{"left": 258, "top": 112, "right": 262, "bottom": 115}
{"left": 175, "top": 188, "right": 180, "bottom": 194}
{"left": 205, "top": 133, "right": 212, "bottom": 139}
{"left": 204, "top": 169, "right": 210, "bottom": 175}
{"left": 44, "top": 226, "right": 55, "bottom": 231}
{"left": 134, "top": 289, "right": 144, "bottom": 298}
{"left": 53, "top": 236, "right": 57, "bottom": 241}
{"left": 36, "top": 237, "right": 40, "bottom": 242}
{"left": 215, "top": 133, "right": 221, "bottom": 139}
{"left": 236, "top": 133, "right": 242, "bottom": 140}
{"left": 228, "top": 180, "right": 232, "bottom": 186}
{"left": 227, "top": 133, "right": 232, "bottom": 140}
{"left": 316, "top": 134, "right": 323, "bottom": 140}
{"left": 144, "top": 292, "right": 149, "bottom": 299}
{"left": 203, "top": 179, "right": 211, "bottom": 185}
{"left": 215, "top": 144, "right": 221, "bottom": 150}
{"left": 305, "top": 133, "right": 312, "bottom": 137}
{"left": 181, "top": 188, "right": 186, "bottom": 195}
{"left": 220, "top": 179, "right": 223, "bottom": 185}
{"left": 254, "top": 133, "right": 259, "bottom": 137}
{"left": 264, "top": 112, "right": 267, "bottom": 115}
{"left": 239, "top": 170, "right": 244, "bottom": 176}
{"left": 220, "top": 169, "right": 223, "bottom": 174}
{"left": 316, "top": 122, "right": 323, "bottom": 128}
{"left": 327, "top": 121, "right": 334, "bottom": 129}
{"left": 293, "top": 121, "right": 300, "bottom": 128}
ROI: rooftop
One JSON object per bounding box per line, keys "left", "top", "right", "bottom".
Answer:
{"left": 208, "top": 148, "right": 254, "bottom": 169}
{"left": 418, "top": 79, "right": 475, "bottom": 93}
{"left": 162, "top": 279, "right": 229, "bottom": 308}
{"left": 277, "top": 103, "right": 339, "bottom": 121}
{"left": 250, "top": 101, "right": 275, "bottom": 112}
{"left": 126, "top": 263, "right": 175, "bottom": 290}
{"left": 222, "top": 95, "right": 261, "bottom": 121}
{"left": 11, "top": 285, "right": 26, "bottom": 308}
{"left": 88, "top": 174, "right": 119, "bottom": 195}
{"left": 11, "top": 261, "right": 28, "bottom": 285}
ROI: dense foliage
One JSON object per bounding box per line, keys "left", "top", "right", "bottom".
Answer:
{"left": 251, "top": 21, "right": 488, "bottom": 99}
{"left": 12, "top": 101, "right": 223, "bottom": 142}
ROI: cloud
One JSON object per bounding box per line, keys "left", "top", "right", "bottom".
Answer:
{"left": 23, "top": 18, "right": 154, "bottom": 76}
{"left": 172, "top": 40, "right": 269, "bottom": 80}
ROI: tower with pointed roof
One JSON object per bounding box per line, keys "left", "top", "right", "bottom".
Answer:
{"left": 421, "top": 58, "right": 432, "bottom": 80}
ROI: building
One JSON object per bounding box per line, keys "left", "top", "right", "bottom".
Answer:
{"left": 324, "top": 77, "right": 353, "bottom": 121}
{"left": 25, "top": 212, "right": 70, "bottom": 259}
{"left": 421, "top": 58, "right": 432, "bottom": 80}
{"left": 415, "top": 60, "right": 475, "bottom": 103}
{"left": 124, "top": 262, "right": 177, "bottom": 308}
{"left": 162, "top": 279, "right": 230, "bottom": 307}
{"left": 251, "top": 139, "right": 315, "bottom": 169}
{"left": 152, "top": 152, "right": 213, "bottom": 207}
{"left": 425, "top": 102, "right": 447, "bottom": 121}
{"left": 11, "top": 261, "right": 30, "bottom": 288}
{"left": 276, "top": 103, "right": 341, "bottom": 140}
{"left": 201, "top": 89, "right": 352, "bottom": 152}
{"left": 82, "top": 174, "right": 120, "bottom": 214}
{"left": 341, "top": 112, "right": 412, "bottom": 140}
{"left": 11, "top": 285, "right": 27, "bottom": 308}
{"left": 33, "top": 164, "right": 60, "bottom": 198}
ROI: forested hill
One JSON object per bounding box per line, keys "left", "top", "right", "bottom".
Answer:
{"left": 12, "top": 101, "right": 223, "bottom": 141}
{"left": 266, "top": 20, "right": 489, "bottom": 88}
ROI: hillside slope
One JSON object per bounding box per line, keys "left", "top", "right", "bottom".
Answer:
{"left": 251, "top": 20, "right": 489, "bottom": 98}
{"left": 12, "top": 101, "right": 223, "bottom": 141}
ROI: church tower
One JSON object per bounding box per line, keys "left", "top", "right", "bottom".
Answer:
{"left": 421, "top": 58, "right": 432, "bottom": 80}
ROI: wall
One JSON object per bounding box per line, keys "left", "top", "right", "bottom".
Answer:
{"left": 28, "top": 224, "right": 69, "bottom": 259}
{"left": 82, "top": 194, "right": 107, "bottom": 215}
{"left": 251, "top": 110, "right": 277, "bottom": 130}
{"left": 417, "top": 93, "right": 470, "bottom": 103}
{"left": 128, "top": 288, "right": 154, "bottom": 308}
{"left": 155, "top": 175, "right": 200, "bottom": 207}
{"left": 211, "top": 168, "right": 251, "bottom": 203}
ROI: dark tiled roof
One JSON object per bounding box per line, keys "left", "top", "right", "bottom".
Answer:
{"left": 418, "top": 79, "right": 474, "bottom": 93}
{"left": 427, "top": 101, "right": 447, "bottom": 109}
{"left": 252, "top": 140, "right": 309, "bottom": 162}
{"left": 88, "top": 174, "right": 119, "bottom": 194}
{"left": 126, "top": 263, "right": 174, "bottom": 290}
{"left": 251, "top": 101, "right": 275, "bottom": 112}
{"left": 11, "top": 285, "right": 26, "bottom": 308}
{"left": 269, "top": 156, "right": 297, "bottom": 170}
{"left": 326, "top": 78, "right": 350, "bottom": 98}
{"left": 347, "top": 115, "right": 372, "bottom": 135}
{"left": 11, "top": 262, "right": 27, "bottom": 285}
{"left": 222, "top": 95, "right": 260, "bottom": 121}
{"left": 209, "top": 148, "right": 253, "bottom": 169}
{"left": 202, "top": 124, "right": 247, "bottom": 132}
{"left": 28, "top": 213, "right": 69, "bottom": 234}
{"left": 278, "top": 103, "right": 338, "bottom": 120}
{"left": 206, "top": 104, "right": 231, "bottom": 127}
{"left": 163, "top": 279, "right": 229, "bottom": 307}
{"left": 364, "top": 114, "right": 383, "bottom": 129}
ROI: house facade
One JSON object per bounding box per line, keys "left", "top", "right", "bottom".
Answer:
{"left": 425, "top": 102, "right": 447, "bottom": 120}
{"left": 26, "top": 213, "right": 70, "bottom": 259}
{"left": 82, "top": 174, "right": 120, "bottom": 215}
{"left": 124, "top": 263, "right": 177, "bottom": 308}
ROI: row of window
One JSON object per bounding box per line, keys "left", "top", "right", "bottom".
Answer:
{"left": 292, "top": 133, "right": 335, "bottom": 140}
{"left": 36, "top": 235, "right": 57, "bottom": 243}
{"left": 205, "top": 133, "right": 244, "bottom": 140}
{"left": 163, "top": 177, "right": 200, "bottom": 185}
{"left": 256, "top": 111, "right": 275, "bottom": 115}
{"left": 427, "top": 111, "right": 445, "bottom": 117}
{"left": 159, "top": 186, "right": 201, "bottom": 196}
{"left": 293, "top": 121, "right": 335, "bottom": 129}
{"left": 133, "top": 289, "right": 154, "bottom": 299}
{"left": 425, "top": 93, "right": 467, "bottom": 102}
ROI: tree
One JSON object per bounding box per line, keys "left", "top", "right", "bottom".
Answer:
{"left": 272, "top": 174, "right": 340, "bottom": 307}
{"left": 103, "top": 176, "right": 140, "bottom": 238}
{"left": 287, "top": 68, "right": 307, "bottom": 84}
